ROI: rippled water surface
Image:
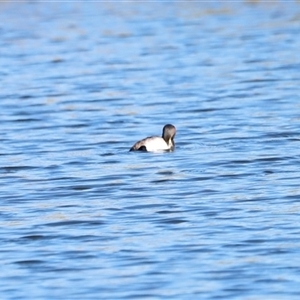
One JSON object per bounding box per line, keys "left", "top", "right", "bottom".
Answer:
{"left": 1, "top": 1, "right": 300, "bottom": 299}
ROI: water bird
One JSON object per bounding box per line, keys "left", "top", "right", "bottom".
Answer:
{"left": 130, "top": 124, "right": 176, "bottom": 152}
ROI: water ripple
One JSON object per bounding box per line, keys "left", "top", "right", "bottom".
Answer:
{"left": 1, "top": 1, "right": 300, "bottom": 300}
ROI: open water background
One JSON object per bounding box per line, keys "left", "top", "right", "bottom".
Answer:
{"left": 1, "top": 1, "right": 300, "bottom": 299}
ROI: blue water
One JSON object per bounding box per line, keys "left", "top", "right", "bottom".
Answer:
{"left": 1, "top": 1, "right": 300, "bottom": 299}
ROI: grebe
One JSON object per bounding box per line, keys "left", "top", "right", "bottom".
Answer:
{"left": 130, "top": 124, "right": 176, "bottom": 152}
